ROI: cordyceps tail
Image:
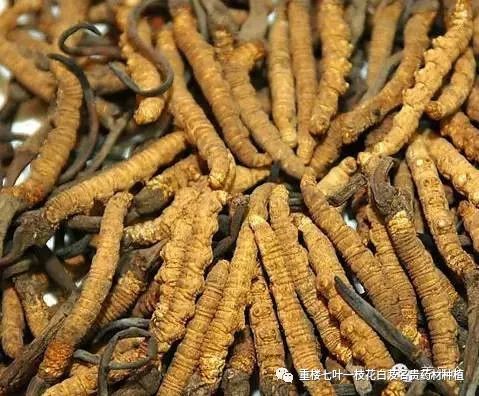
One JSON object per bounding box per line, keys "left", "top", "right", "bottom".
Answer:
{"left": 0, "top": 210, "right": 55, "bottom": 267}
{"left": 0, "top": 195, "right": 25, "bottom": 258}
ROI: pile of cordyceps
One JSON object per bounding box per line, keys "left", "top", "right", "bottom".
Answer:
{"left": 1, "top": 0, "right": 479, "bottom": 395}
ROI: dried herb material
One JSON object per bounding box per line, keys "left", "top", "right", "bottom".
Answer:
{"left": 249, "top": 215, "right": 335, "bottom": 395}
{"left": 458, "top": 200, "right": 479, "bottom": 253}
{"left": 125, "top": 185, "right": 202, "bottom": 249}
{"left": 0, "top": 291, "right": 79, "bottom": 395}
{"left": 229, "top": 166, "right": 270, "bottom": 194}
{"left": 310, "top": 0, "right": 352, "bottom": 136}
{"left": 316, "top": 157, "right": 357, "bottom": 199}
{"left": 248, "top": 273, "right": 296, "bottom": 396}
{"left": 195, "top": 196, "right": 259, "bottom": 391}
{"left": 309, "top": 4, "right": 436, "bottom": 176}
{"left": 170, "top": 4, "right": 271, "bottom": 168}
{"left": 426, "top": 47, "right": 476, "bottom": 120}
{"left": 0, "top": 55, "right": 82, "bottom": 256}
{"left": 269, "top": 184, "right": 352, "bottom": 364}
{"left": 150, "top": 190, "right": 228, "bottom": 355}
{"left": 300, "top": 172, "right": 402, "bottom": 327}
{"left": 366, "top": 205, "right": 420, "bottom": 344}
{"left": 292, "top": 212, "right": 403, "bottom": 387}
{"left": 366, "top": 0, "right": 404, "bottom": 88}
{"left": 0, "top": 1, "right": 55, "bottom": 101}
{"left": 393, "top": 160, "right": 425, "bottom": 234}
{"left": 440, "top": 111, "right": 479, "bottom": 163}
{"left": 94, "top": 241, "right": 166, "bottom": 329}
{"left": 220, "top": 326, "right": 256, "bottom": 396}
{"left": 222, "top": 40, "right": 307, "bottom": 179}
{"left": 288, "top": 0, "right": 317, "bottom": 163}
{"left": 42, "top": 342, "right": 149, "bottom": 396}
{"left": 116, "top": 6, "right": 165, "bottom": 125}
{"left": 370, "top": 157, "right": 459, "bottom": 379}
{"left": 466, "top": 77, "right": 479, "bottom": 122}
{"left": 268, "top": 3, "right": 297, "bottom": 148}
{"left": 148, "top": 206, "right": 195, "bottom": 329}
{"left": 37, "top": 192, "right": 132, "bottom": 383}
{"left": 0, "top": 131, "right": 188, "bottom": 264}
{"left": 158, "top": 260, "right": 229, "bottom": 396}
{"left": 370, "top": 0, "right": 473, "bottom": 156}
{"left": 157, "top": 26, "right": 236, "bottom": 189}
{"left": 424, "top": 133, "right": 479, "bottom": 206}
{"left": 406, "top": 136, "right": 476, "bottom": 277}
{"left": 13, "top": 270, "right": 50, "bottom": 338}
{"left": 134, "top": 154, "right": 203, "bottom": 215}
{"left": 2, "top": 283, "right": 25, "bottom": 359}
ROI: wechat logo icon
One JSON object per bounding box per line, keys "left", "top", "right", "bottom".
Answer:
{"left": 276, "top": 367, "right": 294, "bottom": 383}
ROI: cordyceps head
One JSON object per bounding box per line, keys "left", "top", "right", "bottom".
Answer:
{"left": 0, "top": 209, "right": 55, "bottom": 268}
{"left": 370, "top": 157, "right": 412, "bottom": 222}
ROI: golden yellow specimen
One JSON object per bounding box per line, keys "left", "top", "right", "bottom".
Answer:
{"left": 370, "top": 0, "right": 473, "bottom": 156}
{"left": 158, "top": 260, "right": 229, "bottom": 396}
{"left": 268, "top": 4, "right": 297, "bottom": 148}
{"left": 310, "top": 0, "right": 352, "bottom": 136}
{"left": 157, "top": 27, "right": 236, "bottom": 189}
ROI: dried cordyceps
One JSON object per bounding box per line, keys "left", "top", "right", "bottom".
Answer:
{"left": 125, "top": 185, "right": 202, "bottom": 252}
{"left": 309, "top": 0, "right": 352, "bottom": 136}
{"left": 170, "top": 2, "right": 271, "bottom": 168}
{"left": 309, "top": 2, "right": 436, "bottom": 176}
{"left": 370, "top": 0, "right": 473, "bottom": 156}
{"left": 116, "top": 8, "right": 166, "bottom": 125}
{"left": 42, "top": 340, "right": 149, "bottom": 396}
{"left": 370, "top": 157, "right": 459, "bottom": 376}
{"left": 3, "top": 131, "right": 188, "bottom": 262}
{"left": 458, "top": 200, "right": 479, "bottom": 253}
{"left": 366, "top": 205, "right": 420, "bottom": 343}
{"left": 406, "top": 136, "right": 476, "bottom": 277}
{"left": 0, "top": 55, "right": 82, "bottom": 256}
{"left": 4, "top": 1, "right": 479, "bottom": 393}
{"left": 248, "top": 272, "right": 297, "bottom": 396}
{"left": 195, "top": 192, "right": 260, "bottom": 392}
{"left": 93, "top": 241, "right": 165, "bottom": 329}
{"left": 36, "top": 192, "right": 132, "bottom": 384}
{"left": 134, "top": 154, "right": 203, "bottom": 215}
{"left": 148, "top": 206, "right": 194, "bottom": 328}
{"left": 249, "top": 215, "right": 335, "bottom": 395}
{"left": 366, "top": 0, "right": 404, "bottom": 88}
{"left": 315, "top": 156, "right": 357, "bottom": 199}
{"left": 268, "top": 3, "right": 297, "bottom": 148}
{"left": 149, "top": 189, "right": 228, "bottom": 354}
{"left": 0, "top": 1, "right": 55, "bottom": 101}
{"left": 288, "top": 0, "right": 317, "bottom": 163}
{"left": 424, "top": 133, "right": 479, "bottom": 206}
{"left": 229, "top": 166, "right": 270, "bottom": 194}
{"left": 222, "top": 40, "right": 307, "bottom": 179}
{"left": 1, "top": 283, "right": 26, "bottom": 359}
{"left": 440, "top": 111, "right": 479, "bottom": 163}
{"left": 393, "top": 160, "right": 425, "bottom": 234}
{"left": 300, "top": 172, "right": 402, "bottom": 327}
{"left": 158, "top": 259, "right": 229, "bottom": 396}
{"left": 269, "top": 184, "right": 352, "bottom": 364}
{"left": 220, "top": 326, "right": 256, "bottom": 396}
{"left": 425, "top": 47, "right": 476, "bottom": 120}
{"left": 13, "top": 269, "right": 51, "bottom": 338}
{"left": 157, "top": 26, "right": 236, "bottom": 189}
{"left": 292, "top": 212, "right": 406, "bottom": 385}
